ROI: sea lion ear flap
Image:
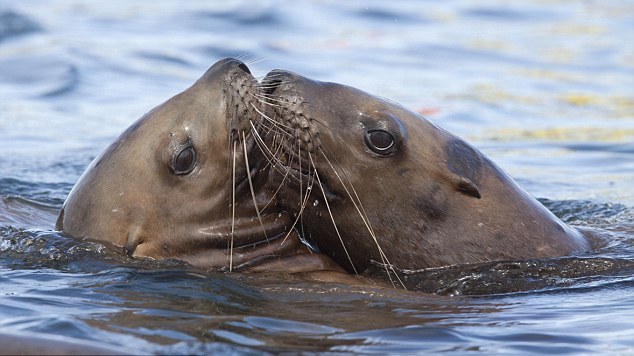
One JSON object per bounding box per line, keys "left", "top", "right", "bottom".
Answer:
{"left": 454, "top": 176, "right": 481, "bottom": 199}
{"left": 124, "top": 226, "right": 143, "bottom": 257}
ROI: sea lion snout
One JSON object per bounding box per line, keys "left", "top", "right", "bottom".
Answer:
{"left": 261, "top": 69, "right": 311, "bottom": 97}
{"left": 261, "top": 69, "right": 290, "bottom": 95}
{"left": 237, "top": 61, "right": 251, "bottom": 74}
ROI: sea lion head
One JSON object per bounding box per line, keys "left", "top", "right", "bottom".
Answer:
{"left": 260, "top": 69, "right": 588, "bottom": 275}
{"left": 57, "top": 59, "right": 299, "bottom": 270}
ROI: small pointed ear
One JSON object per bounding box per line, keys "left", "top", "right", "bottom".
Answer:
{"left": 455, "top": 176, "right": 481, "bottom": 199}
{"left": 124, "top": 226, "right": 142, "bottom": 257}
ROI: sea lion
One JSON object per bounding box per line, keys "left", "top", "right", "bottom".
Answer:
{"left": 56, "top": 58, "right": 341, "bottom": 273}
{"left": 258, "top": 69, "right": 590, "bottom": 277}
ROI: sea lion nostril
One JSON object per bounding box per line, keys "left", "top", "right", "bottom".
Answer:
{"left": 262, "top": 78, "right": 283, "bottom": 96}
{"left": 237, "top": 62, "right": 251, "bottom": 74}
{"left": 262, "top": 69, "right": 298, "bottom": 95}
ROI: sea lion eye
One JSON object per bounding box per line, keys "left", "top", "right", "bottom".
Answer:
{"left": 365, "top": 129, "right": 395, "bottom": 154}
{"left": 172, "top": 145, "right": 197, "bottom": 175}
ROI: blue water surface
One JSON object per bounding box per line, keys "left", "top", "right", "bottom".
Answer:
{"left": 1, "top": 0, "right": 633, "bottom": 354}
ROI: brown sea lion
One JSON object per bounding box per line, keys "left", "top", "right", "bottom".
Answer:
{"left": 55, "top": 59, "right": 341, "bottom": 273}
{"left": 258, "top": 69, "right": 590, "bottom": 277}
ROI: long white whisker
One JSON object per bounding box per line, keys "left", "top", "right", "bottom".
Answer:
{"left": 245, "top": 57, "right": 268, "bottom": 66}
{"left": 253, "top": 93, "right": 287, "bottom": 105}
{"left": 250, "top": 103, "right": 296, "bottom": 133}
{"left": 280, "top": 143, "right": 315, "bottom": 246}
{"left": 249, "top": 120, "right": 292, "bottom": 176}
{"left": 230, "top": 140, "right": 237, "bottom": 272}
{"left": 298, "top": 137, "right": 306, "bottom": 241}
{"left": 247, "top": 119, "right": 297, "bottom": 213}
{"left": 243, "top": 131, "right": 269, "bottom": 243}
{"left": 318, "top": 147, "right": 405, "bottom": 288}
{"left": 309, "top": 152, "right": 358, "bottom": 274}
{"left": 252, "top": 92, "right": 283, "bottom": 103}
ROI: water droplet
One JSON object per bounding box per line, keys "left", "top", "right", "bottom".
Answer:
{"left": 313, "top": 200, "right": 319, "bottom": 206}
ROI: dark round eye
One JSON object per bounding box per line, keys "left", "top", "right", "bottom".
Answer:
{"left": 365, "top": 130, "right": 395, "bottom": 154}
{"left": 172, "top": 146, "right": 196, "bottom": 175}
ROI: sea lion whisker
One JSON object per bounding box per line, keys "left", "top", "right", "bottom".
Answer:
{"left": 253, "top": 97, "right": 284, "bottom": 109}
{"left": 249, "top": 120, "right": 294, "bottom": 177}
{"left": 250, "top": 113, "right": 286, "bottom": 144}
{"left": 253, "top": 141, "right": 288, "bottom": 180}
{"left": 263, "top": 143, "right": 299, "bottom": 212}
{"left": 316, "top": 133, "right": 398, "bottom": 275}
{"left": 252, "top": 90, "right": 282, "bottom": 98}
{"left": 253, "top": 93, "right": 287, "bottom": 104}
{"left": 229, "top": 140, "right": 238, "bottom": 272}
{"left": 269, "top": 138, "right": 292, "bottom": 174}
{"left": 317, "top": 148, "right": 375, "bottom": 231}
{"left": 248, "top": 121, "right": 297, "bottom": 211}
{"left": 301, "top": 121, "right": 395, "bottom": 278}
{"left": 252, "top": 112, "right": 292, "bottom": 139}
{"left": 260, "top": 114, "right": 295, "bottom": 141}
{"left": 257, "top": 83, "right": 288, "bottom": 92}
{"left": 298, "top": 138, "right": 306, "bottom": 240}
{"left": 248, "top": 110, "right": 310, "bottom": 187}
{"left": 256, "top": 92, "right": 286, "bottom": 103}
{"left": 261, "top": 165, "right": 291, "bottom": 212}
{"left": 254, "top": 99, "right": 284, "bottom": 111}
{"left": 260, "top": 136, "right": 310, "bottom": 226}
{"left": 251, "top": 92, "right": 285, "bottom": 106}
{"left": 254, "top": 90, "right": 282, "bottom": 97}
{"left": 274, "top": 136, "right": 315, "bottom": 224}
{"left": 309, "top": 115, "right": 343, "bottom": 135}
{"left": 256, "top": 85, "right": 286, "bottom": 92}
{"left": 273, "top": 142, "right": 307, "bottom": 186}
{"left": 244, "top": 57, "right": 268, "bottom": 66}
{"left": 258, "top": 72, "right": 287, "bottom": 81}
{"left": 248, "top": 110, "right": 282, "bottom": 148}
{"left": 280, "top": 172, "right": 316, "bottom": 246}
{"left": 250, "top": 103, "right": 296, "bottom": 135}
{"left": 309, "top": 152, "right": 358, "bottom": 275}
{"left": 318, "top": 147, "right": 404, "bottom": 288}
{"left": 319, "top": 142, "right": 375, "bottom": 236}
{"left": 242, "top": 131, "right": 269, "bottom": 244}
{"left": 248, "top": 125, "right": 305, "bottom": 215}
{"left": 250, "top": 126, "right": 277, "bottom": 169}
{"left": 235, "top": 53, "right": 254, "bottom": 63}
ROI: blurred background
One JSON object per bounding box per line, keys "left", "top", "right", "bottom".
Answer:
{"left": 1, "top": 0, "right": 632, "bottom": 204}
{"left": 0, "top": 1, "right": 633, "bottom": 354}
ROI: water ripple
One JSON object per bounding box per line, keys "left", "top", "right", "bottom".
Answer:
{"left": 0, "top": 0, "right": 632, "bottom": 354}
{"left": 0, "top": 11, "right": 41, "bottom": 42}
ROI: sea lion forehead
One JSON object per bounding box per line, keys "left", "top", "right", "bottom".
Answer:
{"left": 359, "top": 109, "right": 406, "bottom": 131}
{"left": 135, "top": 86, "right": 229, "bottom": 152}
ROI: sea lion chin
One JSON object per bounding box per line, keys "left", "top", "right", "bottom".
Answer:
{"left": 56, "top": 58, "right": 343, "bottom": 274}
{"left": 260, "top": 69, "right": 590, "bottom": 275}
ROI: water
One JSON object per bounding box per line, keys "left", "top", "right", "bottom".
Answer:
{"left": 1, "top": 0, "right": 633, "bottom": 353}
